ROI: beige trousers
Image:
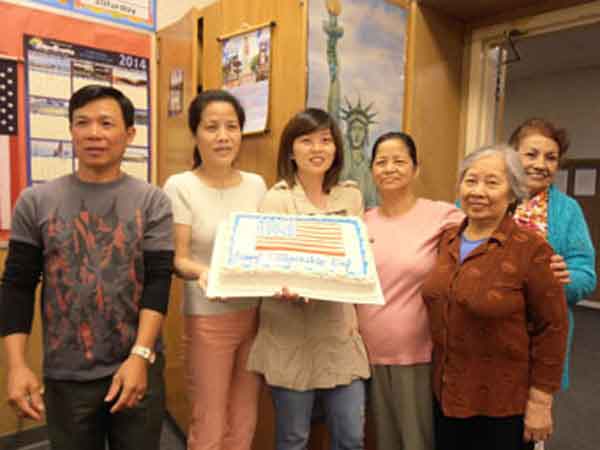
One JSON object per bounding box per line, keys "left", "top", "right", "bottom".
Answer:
{"left": 184, "top": 308, "right": 261, "bottom": 450}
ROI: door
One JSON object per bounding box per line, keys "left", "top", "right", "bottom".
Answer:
{"left": 560, "top": 160, "right": 600, "bottom": 301}
{"left": 464, "top": 2, "right": 600, "bottom": 151}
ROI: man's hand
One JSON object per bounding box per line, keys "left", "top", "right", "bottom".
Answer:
{"left": 104, "top": 356, "right": 148, "bottom": 413}
{"left": 7, "top": 365, "right": 45, "bottom": 421}
{"left": 550, "top": 254, "right": 570, "bottom": 285}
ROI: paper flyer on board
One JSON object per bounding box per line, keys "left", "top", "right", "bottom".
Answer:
{"left": 29, "top": 0, "right": 156, "bottom": 31}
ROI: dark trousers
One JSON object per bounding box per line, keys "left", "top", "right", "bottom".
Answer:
{"left": 44, "top": 354, "right": 165, "bottom": 450}
{"left": 433, "top": 400, "right": 535, "bottom": 450}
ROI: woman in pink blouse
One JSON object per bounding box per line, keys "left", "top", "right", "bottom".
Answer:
{"left": 356, "top": 132, "right": 463, "bottom": 450}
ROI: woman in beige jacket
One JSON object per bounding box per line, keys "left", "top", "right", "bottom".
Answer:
{"left": 247, "top": 108, "right": 370, "bottom": 450}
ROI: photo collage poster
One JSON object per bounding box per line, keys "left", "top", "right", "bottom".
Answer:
{"left": 221, "top": 25, "right": 272, "bottom": 134}
{"left": 24, "top": 35, "right": 151, "bottom": 183}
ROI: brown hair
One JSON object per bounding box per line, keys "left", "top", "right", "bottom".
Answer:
{"left": 508, "top": 118, "right": 570, "bottom": 157}
{"left": 277, "top": 108, "right": 344, "bottom": 193}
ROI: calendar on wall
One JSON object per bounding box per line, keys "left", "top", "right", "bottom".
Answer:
{"left": 24, "top": 35, "right": 151, "bottom": 184}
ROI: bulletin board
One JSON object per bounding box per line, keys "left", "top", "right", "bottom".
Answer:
{"left": 0, "top": 1, "right": 152, "bottom": 242}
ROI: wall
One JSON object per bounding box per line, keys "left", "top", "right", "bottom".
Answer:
{"left": 405, "top": 2, "right": 466, "bottom": 201}
{"left": 156, "top": 0, "right": 214, "bottom": 30}
{"left": 503, "top": 67, "right": 600, "bottom": 159}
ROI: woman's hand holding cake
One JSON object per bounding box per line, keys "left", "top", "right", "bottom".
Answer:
{"left": 273, "top": 287, "right": 309, "bottom": 304}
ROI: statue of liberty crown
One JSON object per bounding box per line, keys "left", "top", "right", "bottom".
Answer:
{"left": 340, "top": 96, "right": 377, "bottom": 126}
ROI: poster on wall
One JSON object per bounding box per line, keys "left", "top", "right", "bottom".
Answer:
{"left": 30, "top": 0, "right": 156, "bottom": 31}
{"left": 221, "top": 24, "right": 272, "bottom": 134}
{"left": 168, "top": 68, "right": 184, "bottom": 117}
{"left": 574, "top": 169, "right": 597, "bottom": 196}
{"left": 24, "top": 35, "right": 151, "bottom": 183}
{"left": 307, "top": 0, "right": 408, "bottom": 208}
{"left": 0, "top": 57, "right": 18, "bottom": 231}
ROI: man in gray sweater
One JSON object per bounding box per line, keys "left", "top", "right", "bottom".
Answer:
{"left": 0, "top": 85, "right": 174, "bottom": 450}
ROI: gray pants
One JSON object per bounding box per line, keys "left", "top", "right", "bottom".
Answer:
{"left": 369, "top": 363, "right": 434, "bottom": 450}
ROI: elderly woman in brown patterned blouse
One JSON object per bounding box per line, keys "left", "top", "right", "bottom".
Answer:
{"left": 422, "top": 144, "right": 568, "bottom": 450}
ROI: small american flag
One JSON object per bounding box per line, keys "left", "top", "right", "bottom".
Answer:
{"left": 0, "top": 58, "right": 18, "bottom": 135}
{"left": 0, "top": 57, "right": 18, "bottom": 230}
{"left": 256, "top": 221, "right": 346, "bottom": 257}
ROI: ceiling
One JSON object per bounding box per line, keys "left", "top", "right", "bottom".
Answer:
{"left": 418, "top": 0, "right": 593, "bottom": 24}
{"left": 505, "top": 22, "right": 600, "bottom": 81}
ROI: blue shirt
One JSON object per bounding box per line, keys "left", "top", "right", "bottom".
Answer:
{"left": 459, "top": 235, "right": 487, "bottom": 263}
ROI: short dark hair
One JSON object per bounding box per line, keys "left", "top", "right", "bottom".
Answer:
{"left": 188, "top": 90, "right": 246, "bottom": 169}
{"left": 509, "top": 118, "right": 570, "bottom": 157}
{"left": 370, "top": 131, "right": 418, "bottom": 168}
{"left": 277, "top": 108, "right": 344, "bottom": 193}
{"left": 69, "top": 85, "right": 135, "bottom": 128}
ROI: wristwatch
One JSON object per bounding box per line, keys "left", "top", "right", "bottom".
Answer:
{"left": 130, "top": 345, "right": 156, "bottom": 364}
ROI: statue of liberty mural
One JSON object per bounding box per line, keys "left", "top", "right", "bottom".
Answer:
{"left": 323, "top": 0, "right": 378, "bottom": 207}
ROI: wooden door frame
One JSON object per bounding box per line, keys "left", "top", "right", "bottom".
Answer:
{"left": 462, "top": 1, "right": 600, "bottom": 156}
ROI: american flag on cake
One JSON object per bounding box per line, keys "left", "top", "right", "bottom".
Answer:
{"left": 255, "top": 221, "right": 346, "bottom": 257}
